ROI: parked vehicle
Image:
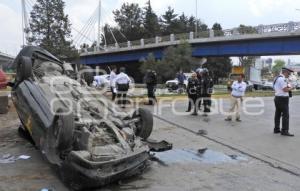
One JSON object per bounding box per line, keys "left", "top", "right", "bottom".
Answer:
{"left": 93, "top": 74, "right": 110, "bottom": 91}
{"left": 165, "top": 73, "right": 192, "bottom": 93}
{"left": 10, "top": 46, "right": 161, "bottom": 190}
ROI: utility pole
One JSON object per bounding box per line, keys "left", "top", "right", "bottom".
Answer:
{"left": 97, "top": 0, "right": 102, "bottom": 47}
{"left": 195, "top": 0, "right": 198, "bottom": 36}
{"left": 21, "top": 0, "right": 29, "bottom": 46}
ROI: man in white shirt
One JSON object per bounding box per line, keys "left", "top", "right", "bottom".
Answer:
{"left": 273, "top": 67, "right": 294, "bottom": 136}
{"left": 109, "top": 66, "right": 117, "bottom": 101}
{"left": 225, "top": 74, "right": 247, "bottom": 122}
{"left": 114, "top": 67, "right": 131, "bottom": 108}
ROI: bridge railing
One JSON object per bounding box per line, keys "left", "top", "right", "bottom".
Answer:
{"left": 80, "top": 21, "right": 300, "bottom": 54}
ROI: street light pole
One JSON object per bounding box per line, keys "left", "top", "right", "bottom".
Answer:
{"left": 195, "top": 0, "right": 198, "bottom": 36}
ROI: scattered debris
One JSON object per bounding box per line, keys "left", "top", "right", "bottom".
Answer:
{"left": 0, "top": 154, "right": 31, "bottom": 164}
{"left": 197, "top": 129, "right": 208, "bottom": 136}
{"left": 197, "top": 148, "right": 208, "bottom": 154}
{"left": 147, "top": 139, "right": 173, "bottom": 152}
{"left": 153, "top": 149, "right": 247, "bottom": 165}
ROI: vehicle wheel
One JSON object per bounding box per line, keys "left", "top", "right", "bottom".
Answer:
{"left": 133, "top": 108, "right": 153, "bottom": 140}
{"left": 53, "top": 113, "right": 74, "bottom": 151}
{"left": 80, "top": 66, "right": 94, "bottom": 86}
{"left": 16, "top": 56, "right": 32, "bottom": 82}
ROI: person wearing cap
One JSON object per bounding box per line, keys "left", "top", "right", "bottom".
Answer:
{"left": 225, "top": 74, "right": 246, "bottom": 122}
{"left": 273, "top": 67, "right": 294, "bottom": 136}
{"left": 186, "top": 72, "right": 200, "bottom": 115}
{"left": 114, "top": 67, "right": 131, "bottom": 108}
{"left": 196, "top": 68, "right": 204, "bottom": 111}
{"left": 144, "top": 69, "right": 157, "bottom": 105}
{"left": 201, "top": 68, "right": 214, "bottom": 116}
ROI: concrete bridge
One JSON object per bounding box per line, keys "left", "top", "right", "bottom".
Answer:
{"left": 0, "top": 52, "right": 14, "bottom": 70}
{"left": 80, "top": 21, "right": 300, "bottom": 66}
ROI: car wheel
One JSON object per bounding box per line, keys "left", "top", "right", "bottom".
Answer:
{"left": 47, "top": 110, "right": 74, "bottom": 159}
{"left": 80, "top": 66, "right": 94, "bottom": 86}
{"left": 133, "top": 108, "right": 153, "bottom": 140}
{"left": 16, "top": 56, "right": 32, "bottom": 82}
{"left": 53, "top": 112, "right": 74, "bottom": 151}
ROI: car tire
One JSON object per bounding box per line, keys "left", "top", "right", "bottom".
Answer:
{"left": 17, "top": 56, "right": 32, "bottom": 82}
{"left": 133, "top": 108, "right": 153, "bottom": 140}
{"left": 80, "top": 66, "right": 94, "bottom": 86}
{"left": 53, "top": 113, "right": 74, "bottom": 151}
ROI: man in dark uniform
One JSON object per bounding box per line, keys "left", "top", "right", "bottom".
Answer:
{"left": 145, "top": 69, "right": 157, "bottom": 105}
{"left": 273, "top": 67, "right": 294, "bottom": 136}
{"left": 201, "top": 68, "right": 214, "bottom": 116}
{"left": 186, "top": 72, "right": 200, "bottom": 115}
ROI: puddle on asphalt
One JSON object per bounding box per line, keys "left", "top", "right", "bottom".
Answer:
{"left": 152, "top": 149, "right": 247, "bottom": 165}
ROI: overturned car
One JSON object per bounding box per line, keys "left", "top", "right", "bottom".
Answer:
{"left": 11, "top": 46, "right": 157, "bottom": 190}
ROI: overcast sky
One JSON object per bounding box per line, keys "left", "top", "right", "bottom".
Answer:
{"left": 1, "top": 0, "right": 300, "bottom": 62}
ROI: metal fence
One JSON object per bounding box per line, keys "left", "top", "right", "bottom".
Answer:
{"left": 80, "top": 21, "right": 300, "bottom": 54}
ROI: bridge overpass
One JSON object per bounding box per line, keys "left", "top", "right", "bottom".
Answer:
{"left": 0, "top": 52, "right": 14, "bottom": 70}
{"left": 80, "top": 21, "right": 300, "bottom": 66}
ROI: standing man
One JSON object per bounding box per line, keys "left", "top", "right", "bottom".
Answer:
{"left": 225, "top": 74, "right": 246, "bottom": 122}
{"left": 186, "top": 72, "right": 200, "bottom": 115}
{"left": 273, "top": 67, "right": 294, "bottom": 136}
{"left": 177, "top": 69, "right": 186, "bottom": 93}
{"left": 145, "top": 69, "right": 157, "bottom": 105}
{"left": 202, "top": 68, "right": 214, "bottom": 116}
{"left": 114, "top": 67, "right": 131, "bottom": 108}
{"left": 110, "top": 66, "right": 117, "bottom": 101}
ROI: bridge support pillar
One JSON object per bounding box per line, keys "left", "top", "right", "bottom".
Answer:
{"left": 155, "top": 36, "right": 160, "bottom": 44}
{"left": 127, "top": 41, "right": 131, "bottom": 48}
{"left": 209, "top": 30, "right": 214, "bottom": 38}
{"left": 189, "top": 32, "right": 194, "bottom": 40}
{"left": 258, "top": 25, "right": 264, "bottom": 34}
{"left": 288, "top": 21, "right": 295, "bottom": 32}
{"left": 115, "top": 43, "right": 119, "bottom": 49}
{"left": 141, "top": 39, "right": 144, "bottom": 47}
{"left": 170, "top": 34, "right": 175, "bottom": 42}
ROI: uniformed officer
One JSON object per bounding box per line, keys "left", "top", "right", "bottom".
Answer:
{"left": 186, "top": 72, "right": 200, "bottom": 115}
{"left": 114, "top": 67, "right": 131, "bottom": 108}
{"left": 145, "top": 69, "right": 157, "bottom": 105}
{"left": 201, "top": 68, "right": 214, "bottom": 116}
{"left": 273, "top": 67, "right": 294, "bottom": 136}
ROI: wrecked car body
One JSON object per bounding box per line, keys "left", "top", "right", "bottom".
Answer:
{"left": 11, "top": 46, "right": 156, "bottom": 190}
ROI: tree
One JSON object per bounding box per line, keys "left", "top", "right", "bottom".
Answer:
{"left": 203, "top": 57, "right": 232, "bottom": 84}
{"left": 113, "top": 3, "right": 144, "bottom": 41}
{"left": 272, "top": 59, "right": 286, "bottom": 74}
{"left": 212, "top": 23, "right": 224, "bottom": 37}
{"left": 27, "top": 0, "right": 78, "bottom": 60}
{"left": 160, "top": 7, "right": 178, "bottom": 35}
{"left": 140, "top": 41, "right": 195, "bottom": 83}
{"left": 238, "top": 24, "right": 257, "bottom": 34}
{"left": 237, "top": 24, "right": 258, "bottom": 79}
{"left": 143, "top": 0, "right": 160, "bottom": 38}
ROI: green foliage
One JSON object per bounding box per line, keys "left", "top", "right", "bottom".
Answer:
{"left": 272, "top": 59, "right": 286, "bottom": 74}
{"left": 203, "top": 57, "right": 232, "bottom": 83}
{"left": 27, "top": 0, "right": 78, "bottom": 60}
{"left": 113, "top": 3, "right": 145, "bottom": 41}
{"left": 238, "top": 24, "right": 257, "bottom": 34}
{"left": 143, "top": 0, "right": 160, "bottom": 38}
{"left": 140, "top": 41, "right": 195, "bottom": 83}
{"left": 212, "top": 23, "right": 224, "bottom": 37}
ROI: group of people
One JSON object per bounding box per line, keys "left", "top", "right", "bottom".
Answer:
{"left": 186, "top": 68, "right": 214, "bottom": 116}
{"left": 224, "top": 67, "right": 295, "bottom": 137}
{"left": 107, "top": 65, "right": 295, "bottom": 137}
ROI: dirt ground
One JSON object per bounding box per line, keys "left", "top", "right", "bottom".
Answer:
{"left": 1, "top": 101, "right": 300, "bottom": 191}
